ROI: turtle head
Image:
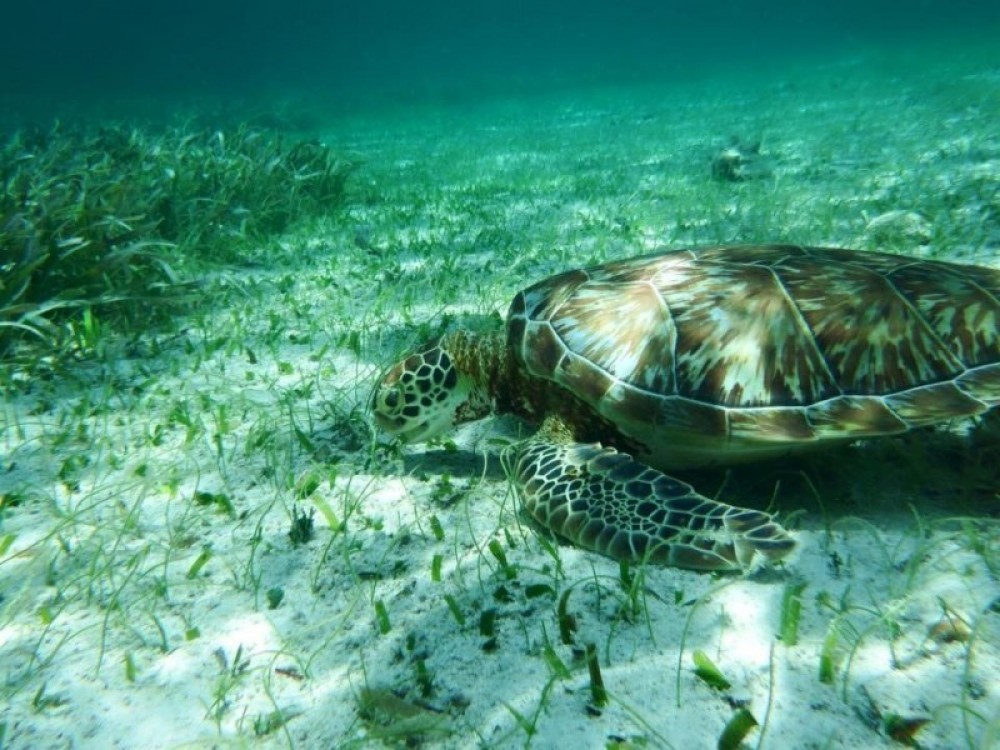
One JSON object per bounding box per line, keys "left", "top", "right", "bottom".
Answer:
{"left": 372, "top": 338, "right": 488, "bottom": 444}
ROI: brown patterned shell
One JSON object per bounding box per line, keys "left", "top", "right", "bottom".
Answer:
{"left": 506, "top": 245, "right": 1000, "bottom": 469}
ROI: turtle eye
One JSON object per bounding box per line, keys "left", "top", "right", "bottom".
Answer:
{"left": 383, "top": 389, "right": 400, "bottom": 410}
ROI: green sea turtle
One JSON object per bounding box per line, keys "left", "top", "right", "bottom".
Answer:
{"left": 372, "top": 245, "right": 1000, "bottom": 571}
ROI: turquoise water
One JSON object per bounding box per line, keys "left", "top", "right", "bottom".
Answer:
{"left": 3, "top": 1, "right": 999, "bottom": 119}
{"left": 3, "top": 5, "right": 1000, "bottom": 750}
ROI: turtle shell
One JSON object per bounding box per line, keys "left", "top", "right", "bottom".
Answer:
{"left": 506, "top": 245, "right": 1000, "bottom": 469}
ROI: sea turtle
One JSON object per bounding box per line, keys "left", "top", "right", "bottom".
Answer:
{"left": 372, "top": 245, "right": 1000, "bottom": 571}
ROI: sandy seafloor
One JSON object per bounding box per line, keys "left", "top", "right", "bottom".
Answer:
{"left": 2, "top": 37, "right": 1000, "bottom": 750}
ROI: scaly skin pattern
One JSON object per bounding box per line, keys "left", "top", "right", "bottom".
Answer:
{"left": 372, "top": 335, "right": 794, "bottom": 571}
{"left": 372, "top": 332, "right": 795, "bottom": 571}
{"left": 514, "top": 419, "right": 794, "bottom": 570}
{"left": 372, "top": 245, "right": 1000, "bottom": 571}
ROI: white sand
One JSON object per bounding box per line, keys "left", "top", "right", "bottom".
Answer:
{"left": 2, "top": 42, "right": 1000, "bottom": 750}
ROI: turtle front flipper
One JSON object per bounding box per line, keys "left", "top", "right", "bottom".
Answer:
{"left": 513, "top": 440, "right": 795, "bottom": 572}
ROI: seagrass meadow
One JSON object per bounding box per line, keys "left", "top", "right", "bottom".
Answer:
{"left": 2, "top": 35, "right": 1000, "bottom": 750}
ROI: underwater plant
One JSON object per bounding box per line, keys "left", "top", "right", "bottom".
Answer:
{"left": 0, "top": 122, "right": 355, "bottom": 360}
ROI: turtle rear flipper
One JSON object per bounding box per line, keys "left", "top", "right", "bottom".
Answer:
{"left": 513, "top": 440, "right": 794, "bottom": 572}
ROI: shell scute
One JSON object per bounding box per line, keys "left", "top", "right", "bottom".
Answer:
{"left": 887, "top": 262, "right": 1000, "bottom": 366}
{"left": 521, "top": 268, "right": 589, "bottom": 320}
{"left": 956, "top": 363, "right": 1000, "bottom": 404}
{"left": 556, "top": 351, "right": 614, "bottom": 405}
{"left": 520, "top": 320, "right": 564, "bottom": 377}
{"left": 728, "top": 407, "right": 816, "bottom": 443}
{"left": 805, "top": 395, "right": 908, "bottom": 437}
{"left": 774, "top": 254, "right": 965, "bottom": 393}
{"left": 884, "top": 382, "right": 987, "bottom": 425}
{"left": 551, "top": 279, "right": 676, "bottom": 393}
{"left": 664, "top": 260, "right": 838, "bottom": 406}
{"left": 509, "top": 245, "right": 1000, "bottom": 462}
{"left": 653, "top": 398, "right": 727, "bottom": 437}
{"left": 603, "top": 382, "right": 666, "bottom": 426}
